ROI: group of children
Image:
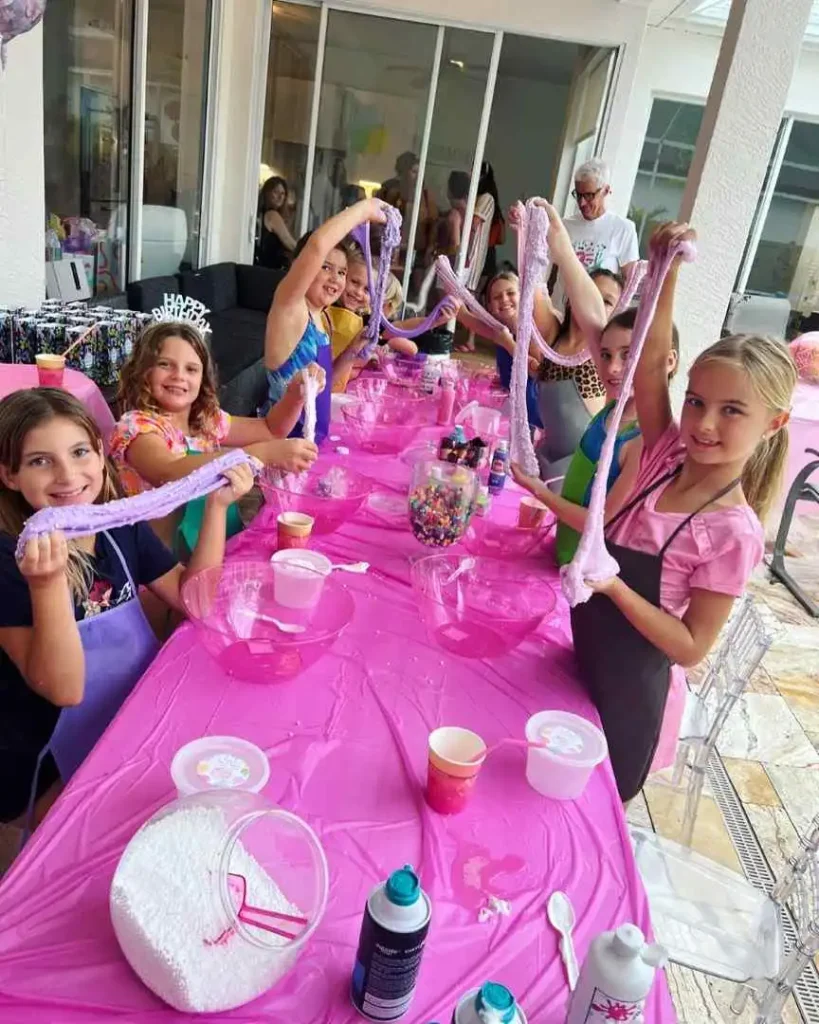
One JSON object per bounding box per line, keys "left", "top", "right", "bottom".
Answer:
{"left": 0, "top": 193, "right": 797, "bottom": 828}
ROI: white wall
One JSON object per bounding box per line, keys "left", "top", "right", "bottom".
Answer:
{"left": 0, "top": 24, "right": 45, "bottom": 307}
{"left": 620, "top": 26, "right": 819, "bottom": 213}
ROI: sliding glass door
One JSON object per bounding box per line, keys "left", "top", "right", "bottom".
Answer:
{"left": 256, "top": 3, "right": 616, "bottom": 316}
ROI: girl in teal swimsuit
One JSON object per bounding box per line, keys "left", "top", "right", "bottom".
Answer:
{"left": 264, "top": 199, "right": 389, "bottom": 444}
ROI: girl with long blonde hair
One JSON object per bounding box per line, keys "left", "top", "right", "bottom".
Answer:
{"left": 514, "top": 221, "right": 797, "bottom": 801}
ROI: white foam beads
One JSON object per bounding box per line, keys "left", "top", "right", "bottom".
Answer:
{"left": 110, "top": 804, "right": 301, "bottom": 1013}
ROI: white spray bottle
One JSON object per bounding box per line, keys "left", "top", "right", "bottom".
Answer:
{"left": 565, "top": 923, "right": 667, "bottom": 1023}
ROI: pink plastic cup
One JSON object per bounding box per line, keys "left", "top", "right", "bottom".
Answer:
{"left": 425, "top": 726, "right": 486, "bottom": 814}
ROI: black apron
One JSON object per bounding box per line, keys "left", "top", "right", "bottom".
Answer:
{"left": 570, "top": 467, "right": 741, "bottom": 802}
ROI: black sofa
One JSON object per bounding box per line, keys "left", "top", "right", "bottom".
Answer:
{"left": 127, "top": 263, "right": 285, "bottom": 416}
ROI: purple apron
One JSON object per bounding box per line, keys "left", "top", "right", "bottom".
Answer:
{"left": 26, "top": 531, "right": 160, "bottom": 817}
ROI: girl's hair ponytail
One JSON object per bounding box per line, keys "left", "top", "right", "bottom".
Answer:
{"left": 693, "top": 333, "right": 797, "bottom": 523}
{"left": 741, "top": 428, "right": 788, "bottom": 524}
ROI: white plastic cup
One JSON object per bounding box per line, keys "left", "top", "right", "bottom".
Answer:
{"left": 524, "top": 710, "right": 608, "bottom": 800}
{"left": 270, "top": 549, "right": 331, "bottom": 609}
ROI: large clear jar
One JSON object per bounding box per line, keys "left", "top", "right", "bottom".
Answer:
{"left": 110, "top": 790, "right": 328, "bottom": 1013}
{"left": 408, "top": 459, "right": 478, "bottom": 547}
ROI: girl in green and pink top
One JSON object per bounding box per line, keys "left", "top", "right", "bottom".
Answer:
{"left": 514, "top": 220, "right": 797, "bottom": 800}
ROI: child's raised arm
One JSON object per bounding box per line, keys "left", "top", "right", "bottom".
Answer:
{"left": 633, "top": 222, "right": 695, "bottom": 451}
{"left": 265, "top": 199, "right": 387, "bottom": 370}
{"left": 532, "top": 199, "right": 607, "bottom": 347}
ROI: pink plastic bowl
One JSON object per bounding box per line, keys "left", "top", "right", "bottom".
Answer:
{"left": 181, "top": 561, "right": 354, "bottom": 683}
{"left": 410, "top": 554, "right": 557, "bottom": 659}
{"left": 341, "top": 394, "right": 423, "bottom": 454}
{"left": 259, "top": 465, "right": 372, "bottom": 535}
{"left": 463, "top": 514, "right": 554, "bottom": 559}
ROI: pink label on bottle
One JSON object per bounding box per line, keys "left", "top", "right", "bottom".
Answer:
{"left": 581, "top": 987, "right": 644, "bottom": 1021}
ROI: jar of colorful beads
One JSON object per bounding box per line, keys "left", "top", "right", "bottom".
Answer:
{"left": 408, "top": 460, "right": 478, "bottom": 547}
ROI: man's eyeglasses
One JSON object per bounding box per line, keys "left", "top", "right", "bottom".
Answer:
{"left": 571, "top": 186, "right": 604, "bottom": 203}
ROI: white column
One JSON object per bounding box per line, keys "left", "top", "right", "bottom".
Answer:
{"left": 674, "top": 0, "right": 814, "bottom": 369}
{"left": 0, "top": 24, "right": 45, "bottom": 307}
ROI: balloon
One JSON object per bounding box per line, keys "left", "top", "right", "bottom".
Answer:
{"left": 0, "top": 0, "right": 46, "bottom": 70}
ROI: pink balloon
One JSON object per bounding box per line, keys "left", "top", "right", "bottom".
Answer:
{"left": 0, "top": 0, "right": 46, "bottom": 69}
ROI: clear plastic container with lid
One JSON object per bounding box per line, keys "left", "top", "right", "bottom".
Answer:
{"left": 524, "top": 710, "right": 608, "bottom": 800}
{"left": 170, "top": 735, "right": 270, "bottom": 797}
{"left": 408, "top": 460, "right": 477, "bottom": 547}
{"left": 110, "top": 791, "right": 329, "bottom": 1014}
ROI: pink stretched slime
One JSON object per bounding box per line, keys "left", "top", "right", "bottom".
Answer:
{"left": 613, "top": 259, "right": 649, "bottom": 315}
{"left": 561, "top": 237, "right": 696, "bottom": 607}
{"left": 510, "top": 201, "right": 545, "bottom": 475}
{"left": 16, "top": 449, "right": 256, "bottom": 559}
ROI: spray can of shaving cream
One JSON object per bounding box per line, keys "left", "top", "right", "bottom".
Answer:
{"left": 351, "top": 865, "right": 431, "bottom": 1020}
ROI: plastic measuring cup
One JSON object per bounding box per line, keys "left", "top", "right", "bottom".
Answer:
{"left": 270, "top": 549, "right": 331, "bottom": 609}
{"left": 524, "top": 710, "right": 608, "bottom": 800}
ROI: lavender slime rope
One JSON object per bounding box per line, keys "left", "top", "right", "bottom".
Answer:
{"left": 16, "top": 450, "right": 256, "bottom": 560}
{"left": 561, "top": 238, "right": 696, "bottom": 607}
{"left": 351, "top": 210, "right": 453, "bottom": 348}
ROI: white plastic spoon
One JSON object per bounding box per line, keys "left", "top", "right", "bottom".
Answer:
{"left": 547, "top": 890, "right": 579, "bottom": 991}
{"left": 328, "top": 561, "right": 369, "bottom": 574}
{"left": 235, "top": 609, "right": 306, "bottom": 634}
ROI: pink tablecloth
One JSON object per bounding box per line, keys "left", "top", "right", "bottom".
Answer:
{"left": 0, "top": 430, "right": 675, "bottom": 1023}
{"left": 0, "top": 364, "right": 116, "bottom": 449}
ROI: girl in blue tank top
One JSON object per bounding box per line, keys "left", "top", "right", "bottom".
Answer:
{"left": 264, "top": 199, "right": 389, "bottom": 443}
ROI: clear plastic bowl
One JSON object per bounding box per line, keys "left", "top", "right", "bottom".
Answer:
{"left": 341, "top": 394, "right": 423, "bottom": 454}
{"left": 524, "top": 710, "right": 608, "bottom": 800}
{"left": 365, "top": 490, "right": 409, "bottom": 529}
{"left": 259, "top": 465, "right": 371, "bottom": 535}
{"left": 110, "top": 791, "right": 328, "bottom": 1013}
{"left": 410, "top": 554, "right": 557, "bottom": 658}
{"left": 181, "top": 561, "right": 354, "bottom": 683}
{"left": 381, "top": 353, "right": 425, "bottom": 386}
{"left": 171, "top": 736, "right": 270, "bottom": 797}
{"left": 464, "top": 514, "right": 553, "bottom": 559}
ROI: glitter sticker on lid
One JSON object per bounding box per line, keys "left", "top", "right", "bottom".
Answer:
{"left": 538, "top": 724, "right": 584, "bottom": 757}
{"left": 171, "top": 736, "right": 270, "bottom": 797}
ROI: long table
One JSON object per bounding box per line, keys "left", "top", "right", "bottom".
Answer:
{"left": 0, "top": 426, "right": 676, "bottom": 1022}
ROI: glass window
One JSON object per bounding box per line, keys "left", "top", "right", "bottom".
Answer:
{"left": 43, "top": 0, "right": 134, "bottom": 296}
{"left": 308, "top": 9, "right": 438, "bottom": 271}
{"left": 141, "top": 0, "right": 211, "bottom": 278}
{"left": 405, "top": 27, "right": 495, "bottom": 304}
{"left": 258, "top": 1, "right": 321, "bottom": 266}
{"left": 629, "top": 99, "right": 704, "bottom": 256}
{"left": 744, "top": 120, "right": 819, "bottom": 324}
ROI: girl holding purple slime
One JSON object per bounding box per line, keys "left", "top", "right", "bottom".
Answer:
{"left": 0, "top": 389, "right": 253, "bottom": 827}
{"left": 521, "top": 221, "right": 797, "bottom": 803}
{"left": 111, "top": 319, "right": 320, "bottom": 546}
{"left": 263, "top": 198, "right": 389, "bottom": 443}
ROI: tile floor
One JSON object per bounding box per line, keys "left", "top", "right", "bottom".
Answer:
{"left": 629, "top": 507, "right": 819, "bottom": 1023}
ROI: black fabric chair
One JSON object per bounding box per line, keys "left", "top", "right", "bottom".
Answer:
{"left": 127, "top": 263, "right": 285, "bottom": 416}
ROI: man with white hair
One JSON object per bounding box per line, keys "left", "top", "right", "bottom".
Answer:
{"left": 551, "top": 158, "right": 639, "bottom": 311}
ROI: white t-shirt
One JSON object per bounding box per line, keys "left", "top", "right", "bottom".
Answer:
{"left": 551, "top": 210, "right": 639, "bottom": 311}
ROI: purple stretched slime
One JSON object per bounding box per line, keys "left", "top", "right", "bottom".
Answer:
{"left": 16, "top": 449, "right": 257, "bottom": 560}
{"left": 351, "top": 216, "right": 455, "bottom": 347}
{"left": 561, "top": 237, "right": 696, "bottom": 607}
